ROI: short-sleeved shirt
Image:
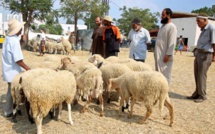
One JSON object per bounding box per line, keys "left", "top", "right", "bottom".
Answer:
{"left": 40, "top": 32, "right": 46, "bottom": 41}
{"left": 103, "top": 25, "right": 121, "bottom": 53}
{"left": 128, "top": 27, "right": 151, "bottom": 60}
{"left": 2, "top": 35, "right": 24, "bottom": 82}
{"left": 197, "top": 23, "right": 215, "bottom": 53}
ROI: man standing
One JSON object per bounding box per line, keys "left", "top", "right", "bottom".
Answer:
{"left": 2, "top": 18, "right": 30, "bottom": 117}
{"left": 68, "top": 32, "right": 76, "bottom": 52}
{"left": 90, "top": 17, "right": 105, "bottom": 57}
{"left": 39, "top": 28, "right": 46, "bottom": 56}
{"left": 187, "top": 15, "right": 215, "bottom": 102}
{"left": 103, "top": 16, "right": 121, "bottom": 58}
{"left": 154, "top": 8, "right": 177, "bottom": 84}
{"left": 128, "top": 18, "right": 151, "bottom": 62}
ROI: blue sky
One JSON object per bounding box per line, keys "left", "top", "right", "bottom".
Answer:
{"left": 55, "top": 0, "right": 215, "bottom": 24}
{"left": 1, "top": 0, "right": 215, "bottom": 24}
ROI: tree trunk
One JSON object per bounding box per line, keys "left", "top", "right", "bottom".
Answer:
{"left": 74, "top": 12, "right": 78, "bottom": 46}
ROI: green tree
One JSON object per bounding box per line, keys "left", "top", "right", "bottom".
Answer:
{"left": 191, "top": 6, "right": 214, "bottom": 16}
{"left": 60, "top": 0, "right": 90, "bottom": 37}
{"left": 37, "top": 24, "right": 63, "bottom": 35}
{"left": 6, "top": 0, "right": 54, "bottom": 44}
{"left": 115, "top": 6, "right": 159, "bottom": 35}
{"left": 83, "top": 0, "right": 109, "bottom": 29}
{"left": 66, "top": 18, "right": 74, "bottom": 24}
{"left": 60, "top": 0, "right": 108, "bottom": 35}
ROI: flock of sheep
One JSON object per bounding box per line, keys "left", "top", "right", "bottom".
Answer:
{"left": 26, "top": 37, "right": 74, "bottom": 54}
{"left": 10, "top": 54, "right": 174, "bottom": 134}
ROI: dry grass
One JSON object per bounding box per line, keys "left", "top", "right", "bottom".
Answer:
{"left": 0, "top": 48, "right": 215, "bottom": 134}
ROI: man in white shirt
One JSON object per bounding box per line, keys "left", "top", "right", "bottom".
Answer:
{"left": 128, "top": 18, "right": 151, "bottom": 62}
{"left": 39, "top": 28, "right": 46, "bottom": 56}
{"left": 2, "top": 18, "right": 30, "bottom": 117}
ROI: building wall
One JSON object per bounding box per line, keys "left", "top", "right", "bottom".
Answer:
{"left": 61, "top": 24, "right": 87, "bottom": 35}
{"left": 172, "top": 17, "right": 197, "bottom": 48}
{"left": 172, "top": 17, "right": 215, "bottom": 49}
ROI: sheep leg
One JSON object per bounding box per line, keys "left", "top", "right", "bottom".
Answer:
{"left": 80, "top": 96, "right": 90, "bottom": 113}
{"left": 106, "top": 91, "right": 111, "bottom": 103}
{"left": 122, "top": 99, "right": 130, "bottom": 112}
{"left": 138, "top": 105, "right": 152, "bottom": 124}
{"left": 127, "top": 97, "right": 135, "bottom": 118}
{"left": 67, "top": 103, "right": 74, "bottom": 125}
{"left": 35, "top": 115, "right": 43, "bottom": 134}
{"left": 98, "top": 94, "right": 104, "bottom": 117}
{"left": 164, "top": 96, "right": 174, "bottom": 127}
{"left": 12, "top": 104, "right": 18, "bottom": 123}
{"left": 57, "top": 103, "right": 63, "bottom": 120}
{"left": 25, "top": 100, "right": 34, "bottom": 124}
{"left": 118, "top": 98, "right": 124, "bottom": 116}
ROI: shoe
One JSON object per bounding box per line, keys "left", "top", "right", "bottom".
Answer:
{"left": 186, "top": 95, "right": 199, "bottom": 99}
{"left": 5, "top": 113, "right": 13, "bottom": 118}
{"left": 194, "top": 96, "right": 207, "bottom": 103}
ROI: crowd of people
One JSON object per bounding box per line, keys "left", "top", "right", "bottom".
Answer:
{"left": 1, "top": 7, "right": 215, "bottom": 119}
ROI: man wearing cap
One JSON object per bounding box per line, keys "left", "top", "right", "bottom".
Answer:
{"left": 103, "top": 16, "right": 121, "bottom": 58}
{"left": 2, "top": 18, "right": 30, "bottom": 117}
{"left": 154, "top": 8, "right": 177, "bottom": 84}
{"left": 187, "top": 15, "right": 215, "bottom": 103}
{"left": 128, "top": 18, "right": 151, "bottom": 62}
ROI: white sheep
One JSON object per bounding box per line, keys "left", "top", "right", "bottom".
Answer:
{"left": 62, "top": 38, "right": 72, "bottom": 55}
{"left": 121, "top": 61, "right": 153, "bottom": 71}
{"left": 29, "top": 70, "right": 77, "bottom": 134}
{"left": 11, "top": 68, "right": 56, "bottom": 123}
{"left": 99, "top": 63, "right": 131, "bottom": 103}
{"left": 75, "top": 66, "right": 104, "bottom": 116}
{"left": 108, "top": 71, "right": 174, "bottom": 127}
{"left": 88, "top": 54, "right": 151, "bottom": 71}
{"left": 45, "top": 41, "right": 55, "bottom": 54}
{"left": 60, "top": 57, "right": 95, "bottom": 76}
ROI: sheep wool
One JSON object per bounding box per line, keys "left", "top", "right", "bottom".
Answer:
{"left": 108, "top": 71, "right": 174, "bottom": 127}
{"left": 76, "top": 67, "right": 104, "bottom": 116}
{"left": 30, "top": 70, "right": 76, "bottom": 134}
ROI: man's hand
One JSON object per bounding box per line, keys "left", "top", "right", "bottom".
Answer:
{"left": 163, "top": 55, "right": 171, "bottom": 63}
{"left": 212, "top": 56, "right": 215, "bottom": 62}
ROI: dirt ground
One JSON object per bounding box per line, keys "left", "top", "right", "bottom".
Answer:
{"left": 0, "top": 48, "right": 215, "bottom": 134}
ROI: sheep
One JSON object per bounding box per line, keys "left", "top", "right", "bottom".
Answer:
{"left": 27, "top": 39, "right": 39, "bottom": 52}
{"left": 62, "top": 37, "right": 72, "bottom": 55}
{"left": 99, "top": 63, "right": 131, "bottom": 103}
{"left": 75, "top": 66, "right": 104, "bottom": 116}
{"left": 11, "top": 72, "right": 25, "bottom": 122}
{"left": 60, "top": 57, "right": 95, "bottom": 76}
{"left": 29, "top": 70, "right": 76, "bottom": 134}
{"left": 45, "top": 41, "right": 55, "bottom": 54}
{"left": 53, "top": 42, "right": 65, "bottom": 54}
{"left": 12, "top": 68, "right": 56, "bottom": 123}
{"left": 121, "top": 61, "right": 153, "bottom": 71}
{"left": 88, "top": 54, "right": 151, "bottom": 71}
{"left": 108, "top": 71, "right": 174, "bottom": 127}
